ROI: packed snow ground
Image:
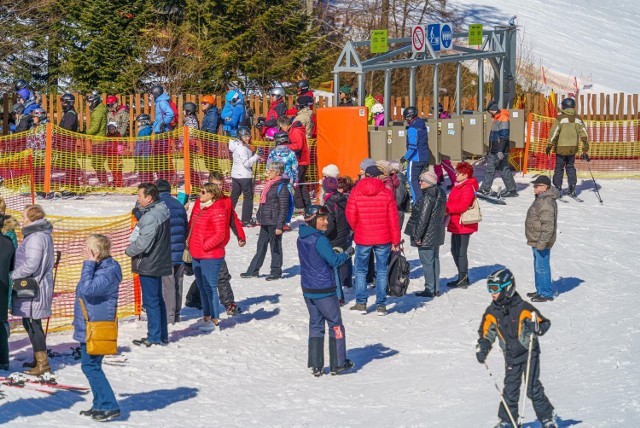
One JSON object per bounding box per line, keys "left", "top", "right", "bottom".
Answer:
{"left": 3, "top": 174, "right": 639, "bottom": 427}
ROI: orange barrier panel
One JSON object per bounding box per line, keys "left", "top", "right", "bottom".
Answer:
{"left": 316, "top": 107, "right": 369, "bottom": 179}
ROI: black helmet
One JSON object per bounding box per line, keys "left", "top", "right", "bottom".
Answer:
{"left": 87, "top": 91, "right": 102, "bottom": 109}
{"left": 150, "top": 85, "right": 164, "bottom": 98}
{"left": 403, "top": 106, "right": 418, "bottom": 121}
{"left": 61, "top": 93, "right": 75, "bottom": 111}
{"left": 183, "top": 102, "right": 197, "bottom": 115}
{"left": 31, "top": 107, "right": 47, "bottom": 119}
{"left": 10, "top": 103, "right": 25, "bottom": 115}
{"left": 438, "top": 103, "right": 444, "bottom": 113}
{"left": 136, "top": 113, "right": 152, "bottom": 126}
{"left": 486, "top": 268, "right": 516, "bottom": 302}
{"left": 297, "top": 79, "right": 310, "bottom": 93}
{"left": 269, "top": 87, "right": 286, "bottom": 99}
{"left": 237, "top": 127, "right": 251, "bottom": 138}
{"left": 561, "top": 97, "right": 576, "bottom": 110}
{"left": 304, "top": 204, "right": 329, "bottom": 227}
{"left": 296, "top": 95, "right": 313, "bottom": 108}
{"left": 273, "top": 131, "right": 290, "bottom": 146}
{"left": 14, "top": 79, "right": 28, "bottom": 92}
{"left": 485, "top": 100, "right": 500, "bottom": 113}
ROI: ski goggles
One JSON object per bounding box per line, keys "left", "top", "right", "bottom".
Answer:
{"left": 487, "top": 280, "right": 511, "bottom": 294}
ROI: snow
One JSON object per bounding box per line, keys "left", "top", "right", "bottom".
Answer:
{"left": 3, "top": 173, "right": 640, "bottom": 427}
{"left": 449, "top": 0, "right": 639, "bottom": 94}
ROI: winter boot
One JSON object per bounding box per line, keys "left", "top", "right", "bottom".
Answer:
{"left": 568, "top": 185, "right": 577, "bottom": 198}
{"left": 26, "top": 351, "right": 50, "bottom": 376}
{"left": 308, "top": 337, "right": 324, "bottom": 374}
{"left": 447, "top": 274, "right": 469, "bottom": 288}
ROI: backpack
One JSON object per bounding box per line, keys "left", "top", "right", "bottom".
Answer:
{"left": 239, "top": 105, "right": 254, "bottom": 128}
{"left": 386, "top": 248, "right": 410, "bottom": 297}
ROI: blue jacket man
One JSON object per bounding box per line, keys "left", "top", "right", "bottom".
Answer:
{"left": 153, "top": 93, "right": 175, "bottom": 134}
{"left": 202, "top": 104, "right": 220, "bottom": 134}
{"left": 401, "top": 106, "right": 429, "bottom": 204}
{"left": 297, "top": 205, "right": 353, "bottom": 377}
{"left": 221, "top": 90, "right": 245, "bottom": 137}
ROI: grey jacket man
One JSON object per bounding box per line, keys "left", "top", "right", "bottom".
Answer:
{"left": 525, "top": 187, "right": 560, "bottom": 250}
{"left": 126, "top": 200, "right": 172, "bottom": 277}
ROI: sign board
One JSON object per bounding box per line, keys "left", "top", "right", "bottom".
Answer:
{"left": 440, "top": 23, "right": 453, "bottom": 50}
{"left": 468, "top": 24, "right": 483, "bottom": 45}
{"left": 370, "top": 29, "right": 388, "bottom": 53}
{"left": 411, "top": 25, "right": 426, "bottom": 53}
{"left": 427, "top": 23, "right": 441, "bottom": 52}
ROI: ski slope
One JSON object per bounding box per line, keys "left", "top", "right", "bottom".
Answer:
{"left": 449, "top": 0, "right": 638, "bottom": 94}
{"left": 2, "top": 174, "right": 639, "bottom": 426}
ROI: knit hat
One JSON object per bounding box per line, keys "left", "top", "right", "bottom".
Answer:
{"left": 339, "top": 85, "right": 351, "bottom": 95}
{"left": 321, "top": 164, "right": 340, "bottom": 178}
{"left": 360, "top": 158, "right": 376, "bottom": 171}
{"left": 420, "top": 171, "right": 438, "bottom": 186}
{"left": 322, "top": 176, "right": 339, "bottom": 193}
{"left": 388, "top": 160, "right": 402, "bottom": 173}
{"left": 376, "top": 160, "right": 391, "bottom": 176}
{"left": 365, "top": 165, "right": 383, "bottom": 178}
{"left": 155, "top": 179, "right": 171, "bottom": 192}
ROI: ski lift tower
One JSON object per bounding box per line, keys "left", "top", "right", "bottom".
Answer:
{"left": 332, "top": 24, "right": 517, "bottom": 124}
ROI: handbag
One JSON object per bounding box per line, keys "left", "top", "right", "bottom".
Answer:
{"left": 79, "top": 298, "right": 118, "bottom": 356}
{"left": 183, "top": 208, "right": 208, "bottom": 263}
{"left": 460, "top": 197, "right": 482, "bottom": 225}
{"left": 11, "top": 277, "right": 39, "bottom": 299}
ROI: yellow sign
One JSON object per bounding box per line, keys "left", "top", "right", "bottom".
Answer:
{"left": 468, "top": 24, "right": 483, "bottom": 45}
{"left": 370, "top": 30, "right": 388, "bottom": 53}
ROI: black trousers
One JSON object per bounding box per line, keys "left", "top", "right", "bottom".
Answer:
{"left": 22, "top": 318, "right": 46, "bottom": 353}
{"left": 552, "top": 154, "right": 577, "bottom": 190}
{"left": 185, "top": 259, "right": 235, "bottom": 308}
{"left": 451, "top": 233, "right": 471, "bottom": 277}
{"left": 231, "top": 177, "right": 255, "bottom": 223}
{"left": 246, "top": 225, "right": 283, "bottom": 277}
{"left": 0, "top": 322, "right": 9, "bottom": 367}
{"left": 498, "top": 354, "right": 554, "bottom": 424}
{"left": 294, "top": 164, "right": 311, "bottom": 209}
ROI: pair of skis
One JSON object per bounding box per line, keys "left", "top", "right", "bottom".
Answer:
{"left": 0, "top": 372, "right": 89, "bottom": 395}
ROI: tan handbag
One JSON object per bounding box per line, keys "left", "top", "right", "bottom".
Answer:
{"left": 460, "top": 197, "right": 482, "bottom": 225}
{"left": 79, "top": 298, "right": 118, "bottom": 356}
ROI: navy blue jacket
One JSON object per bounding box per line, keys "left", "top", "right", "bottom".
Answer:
{"left": 159, "top": 191, "right": 188, "bottom": 265}
{"left": 202, "top": 106, "right": 220, "bottom": 134}
{"left": 297, "top": 225, "right": 349, "bottom": 299}
{"left": 73, "top": 257, "right": 122, "bottom": 343}
{"left": 404, "top": 117, "right": 429, "bottom": 162}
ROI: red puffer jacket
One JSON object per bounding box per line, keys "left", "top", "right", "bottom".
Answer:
{"left": 191, "top": 196, "right": 246, "bottom": 243}
{"left": 346, "top": 177, "right": 400, "bottom": 246}
{"left": 287, "top": 122, "right": 310, "bottom": 166}
{"left": 187, "top": 198, "right": 231, "bottom": 259}
{"left": 446, "top": 177, "right": 479, "bottom": 235}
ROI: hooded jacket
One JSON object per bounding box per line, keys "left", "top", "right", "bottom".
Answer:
{"left": 72, "top": 257, "right": 122, "bottom": 343}
{"left": 59, "top": 109, "right": 79, "bottom": 132}
{"left": 86, "top": 103, "right": 108, "bottom": 136}
{"left": 11, "top": 219, "right": 55, "bottom": 319}
{"left": 153, "top": 93, "right": 174, "bottom": 134}
{"left": 108, "top": 106, "right": 130, "bottom": 137}
{"left": 229, "top": 139, "right": 260, "bottom": 179}
{"left": 286, "top": 122, "right": 310, "bottom": 166}
{"left": 159, "top": 191, "right": 188, "bottom": 264}
{"left": 404, "top": 117, "right": 429, "bottom": 162}
{"left": 346, "top": 177, "right": 400, "bottom": 246}
{"left": 263, "top": 99, "right": 287, "bottom": 130}
{"left": 202, "top": 106, "right": 220, "bottom": 134}
{"left": 324, "top": 191, "right": 351, "bottom": 249}
{"left": 125, "top": 200, "right": 172, "bottom": 276}
{"left": 547, "top": 108, "right": 589, "bottom": 156}
{"left": 446, "top": 177, "right": 480, "bottom": 235}
{"left": 405, "top": 185, "right": 447, "bottom": 248}
{"left": 525, "top": 186, "right": 560, "bottom": 250}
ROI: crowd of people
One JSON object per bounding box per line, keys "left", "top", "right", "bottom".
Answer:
{"left": 0, "top": 90, "right": 589, "bottom": 427}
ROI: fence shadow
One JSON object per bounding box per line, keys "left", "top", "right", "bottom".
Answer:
{"left": 117, "top": 386, "right": 199, "bottom": 421}
{"left": 347, "top": 343, "right": 399, "bottom": 374}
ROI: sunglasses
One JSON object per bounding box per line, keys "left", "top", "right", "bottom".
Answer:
{"left": 201, "top": 102, "right": 209, "bottom": 105}
{"left": 200, "top": 190, "right": 208, "bottom": 195}
{"left": 487, "top": 281, "right": 510, "bottom": 294}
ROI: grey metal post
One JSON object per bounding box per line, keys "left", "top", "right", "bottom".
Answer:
{"left": 478, "top": 59, "right": 484, "bottom": 110}
{"left": 456, "top": 62, "right": 462, "bottom": 115}
{"left": 433, "top": 64, "right": 439, "bottom": 118}
{"left": 498, "top": 59, "right": 505, "bottom": 108}
{"left": 409, "top": 66, "right": 416, "bottom": 106}
{"left": 357, "top": 72, "right": 366, "bottom": 106}
{"left": 384, "top": 69, "right": 392, "bottom": 125}
{"left": 333, "top": 72, "right": 340, "bottom": 107}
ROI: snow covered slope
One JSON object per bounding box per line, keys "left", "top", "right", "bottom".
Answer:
{"left": 450, "top": 0, "right": 638, "bottom": 94}
{"left": 2, "top": 174, "right": 639, "bottom": 426}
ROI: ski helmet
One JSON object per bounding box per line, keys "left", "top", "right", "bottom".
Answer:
{"left": 17, "top": 88, "right": 31, "bottom": 102}
{"left": 403, "top": 106, "right": 418, "bottom": 121}
{"left": 304, "top": 204, "right": 329, "bottom": 228}
{"left": 561, "top": 97, "right": 576, "bottom": 110}
{"left": 87, "top": 91, "right": 102, "bottom": 109}
{"left": 269, "top": 87, "right": 286, "bottom": 99}
{"left": 31, "top": 107, "right": 47, "bottom": 119}
{"left": 106, "top": 95, "right": 118, "bottom": 107}
{"left": 225, "top": 90, "right": 240, "bottom": 104}
{"left": 273, "top": 131, "right": 290, "bottom": 146}
{"left": 237, "top": 127, "right": 251, "bottom": 138}
{"left": 10, "top": 103, "right": 25, "bottom": 115}
{"left": 14, "top": 79, "right": 28, "bottom": 92}
{"left": 200, "top": 95, "right": 215, "bottom": 105}
{"left": 150, "top": 85, "right": 164, "bottom": 98}
{"left": 61, "top": 93, "right": 75, "bottom": 109}
{"left": 136, "top": 113, "right": 152, "bottom": 126}
{"left": 107, "top": 121, "right": 118, "bottom": 132}
{"left": 297, "top": 79, "right": 310, "bottom": 93}
{"left": 371, "top": 103, "right": 384, "bottom": 115}
{"left": 296, "top": 95, "right": 313, "bottom": 109}
{"left": 486, "top": 268, "right": 516, "bottom": 301}
{"left": 183, "top": 102, "right": 197, "bottom": 115}
{"left": 265, "top": 127, "right": 278, "bottom": 141}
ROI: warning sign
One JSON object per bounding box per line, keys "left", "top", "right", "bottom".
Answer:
{"left": 412, "top": 25, "right": 426, "bottom": 53}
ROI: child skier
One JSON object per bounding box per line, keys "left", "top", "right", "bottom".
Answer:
{"left": 476, "top": 268, "right": 557, "bottom": 428}
{"left": 297, "top": 205, "right": 354, "bottom": 377}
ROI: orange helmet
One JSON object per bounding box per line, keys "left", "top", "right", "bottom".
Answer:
{"left": 201, "top": 95, "right": 215, "bottom": 105}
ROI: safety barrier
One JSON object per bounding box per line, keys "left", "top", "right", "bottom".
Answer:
{"left": 523, "top": 113, "right": 640, "bottom": 178}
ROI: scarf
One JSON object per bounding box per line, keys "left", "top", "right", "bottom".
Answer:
{"left": 260, "top": 176, "right": 282, "bottom": 204}
{"left": 200, "top": 199, "right": 213, "bottom": 208}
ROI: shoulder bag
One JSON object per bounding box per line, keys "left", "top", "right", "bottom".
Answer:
{"left": 460, "top": 197, "right": 482, "bottom": 225}
{"left": 79, "top": 298, "right": 118, "bottom": 355}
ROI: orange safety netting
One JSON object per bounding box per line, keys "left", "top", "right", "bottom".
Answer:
{"left": 0, "top": 150, "right": 34, "bottom": 211}
{"left": 523, "top": 113, "right": 640, "bottom": 178}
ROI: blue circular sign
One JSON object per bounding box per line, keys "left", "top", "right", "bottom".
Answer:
{"left": 441, "top": 24, "right": 453, "bottom": 50}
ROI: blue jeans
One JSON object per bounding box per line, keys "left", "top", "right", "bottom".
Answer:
{"left": 81, "top": 343, "right": 119, "bottom": 412}
{"left": 139, "top": 275, "right": 168, "bottom": 343}
{"left": 355, "top": 244, "right": 390, "bottom": 306}
{"left": 418, "top": 246, "right": 440, "bottom": 294}
{"left": 192, "top": 257, "right": 223, "bottom": 319}
{"left": 532, "top": 247, "right": 553, "bottom": 297}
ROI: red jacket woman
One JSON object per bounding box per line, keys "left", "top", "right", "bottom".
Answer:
{"left": 188, "top": 189, "right": 231, "bottom": 259}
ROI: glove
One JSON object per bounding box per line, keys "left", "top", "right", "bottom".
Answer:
{"left": 581, "top": 152, "right": 590, "bottom": 162}
{"left": 522, "top": 319, "right": 540, "bottom": 335}
{"left": 345, "top": 246, "right": 355, "bottom": 257}
{"left": 476, "top": 338, "right": 491, "bottom": 363}
{"left": 400, "top": 157, "right": 407, "bottom": 164}
{"left": 496, "top": 152, "right": 504, "bottom": 161}
{"left": 545, "top": 146, "right": 552, "bottom": 155}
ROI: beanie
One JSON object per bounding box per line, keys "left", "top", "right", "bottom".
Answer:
{"left": 376, "top": 160, "right": 391, "bottom": 176}
{"left": 321, "top": 164, "right": 340, "bottom": 178}
{"left": 420, "top": 171, "right": 438, "bottom": 186}
{"left": 360, "top": 158, "right": 376, "bottom": 171}
{"left": 155, "top": 179, "right": 171, "bottom": 192}
{"left": 365, "top": 165, "right": 383, "bottom": 178}
{"left": 339, "top": 85, "right": 351, "bottom": 95}
{"left": 322, "top": 176, "right": 339, "bottom": 193}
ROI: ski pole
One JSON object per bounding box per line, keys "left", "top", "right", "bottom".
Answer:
{"left": 520, "top": 312, "right": 538, "bottom": 425}
{"left": 585, "top": 159, "right": 603, "bottom": 204}
{"left": 484, "top": 362, "right": 518, "bottom": 428}
{"left": 45, "top": 250, "right": 62, "bottom": 337}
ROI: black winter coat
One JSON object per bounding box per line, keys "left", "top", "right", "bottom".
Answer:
{"left": 257, "top": 179, "right": 290, "bottom": 229}
{"left": 59, "top": 109, "right": 79, "bottom": 132}
{"left": 324, "top": 191, "right": 351, "bottom": 249}
{"left": 404, "top": 185, "right": 446, "bottom": 248}
{"left": 0, "top": 235, "right": 15, "bottom": 323}
{"left": 15, "top": 115, "right": 33, "bottom": 133}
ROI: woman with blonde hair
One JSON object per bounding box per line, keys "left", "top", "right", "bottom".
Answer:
{"left": 11, "top": 204, "right": 54, "bottom": 375}
{"left": 73, "top": 234, "right": 122, "bottom": 421}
